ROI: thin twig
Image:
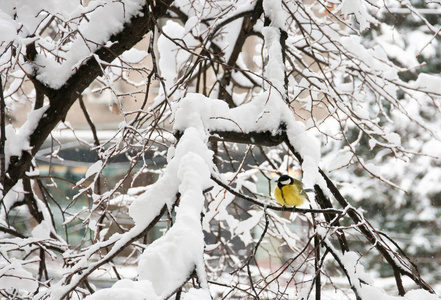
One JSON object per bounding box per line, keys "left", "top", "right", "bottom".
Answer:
{"left": 0, "top": 75, "right": 5, "bottom": 195}
{"left": 78, "top": 95, "right": 100, "bottom": 148}
{"left": 232, "top": 207, "right": 270, "bottom": 274}
{"left": 211, "top": 174, "right": 343, "bottom": 215}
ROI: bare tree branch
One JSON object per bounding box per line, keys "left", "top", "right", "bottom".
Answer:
{"left": 3, "top": 0, "right": 174, "bottom": 195}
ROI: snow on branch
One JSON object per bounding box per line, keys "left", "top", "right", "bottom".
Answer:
{"left": 136, "top": 128, "right": 212, "bottom": 297}
{"left": 1, "top": 0, "right": 441, "bottom": 298}
{"left": 172, "top": 18, "right": 323, "bottom": 192}
{"left": 34, "top": 0, "right": 147, "bottom": 89}
{"left": 59, "top": 116, "right": 215, "bottom": 300}
{"left": 84, "top": 17, "right": 324, "bottom": 298}
{"left": 1, "top": 0, "right": 173, "bottom": 197}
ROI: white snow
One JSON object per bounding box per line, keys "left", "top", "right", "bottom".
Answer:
{"left": 0, "top": 180, "right": 26, "bottom": 224}
{"left": 263, "top": 0, "right": 290, "bottom": 31}
{"left": 411, "top": 73, "right": 441, "bottom": 94}
{"left": 234, "top": 210, "right": 264, "bottom": 245}
{"left": 86, "top": 279, "right": 159, "bottom": 300}
{"left": 339, "top": 0, "right": 379, "bottom": 31}
{"left": 32, "top": 0, "right": 146, "bottom": 89}
{"left": 0, "top": 259, "right": 38, "bottom": 293}
{"left": 137, "top": 128, "right": 211, "bottom": 297}
{"left": 341, "top": 251, "right": 374, "bottom": 286}
{"left": 261, "top": 27, "right": 286, "bottom": 92}
{"left": 326, "top": 151, "right": 353, "bottom": 171}
{"left": 184, "top": 16, "right": 199, "bottom": 35}
{"left": 358, "top": 285, "right": 440, "bottom": 300}
{"left": 85, "top": 160, "right": 103, "bottom": 178}
{"left": 157, "top": 20, "right": 199, "bottom": 96}
{"left": 181, "top": 288, "right": 212, "bottom": 300}
{"left": 83, "top": 109, "right": 214, "bottom": 299}
{"left": 0, "top": 10, "right": 19, "bottom": 45}
{"left": 421, "top": 139, "right": 441, "bottom": 157}
{"left": 31, "top": 220, "right": 52, "bottom": 239}
{"left": 119, "top": 48, "right": 148, "bottom": 64}
{"left": 3, "top": 105, "right": 48, "bottom": 171}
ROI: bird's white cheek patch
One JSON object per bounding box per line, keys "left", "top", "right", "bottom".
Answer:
{"left": 280, "top": 179, "right": 291, "bottom": 185}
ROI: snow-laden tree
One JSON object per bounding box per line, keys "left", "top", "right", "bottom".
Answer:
{"left": 327, "top": 0, "right": 441, "bottom": 279}
{"left": 0, "top": 0, "right": 440, "bottom": 299}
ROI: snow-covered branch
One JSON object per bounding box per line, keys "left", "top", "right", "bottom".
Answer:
{"left": 1, "top": 0, "right": 441, "bottom": 299}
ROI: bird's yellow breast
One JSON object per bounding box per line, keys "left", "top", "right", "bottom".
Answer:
{"left": 274, "top": 184, "right": 306, "bottom": 207}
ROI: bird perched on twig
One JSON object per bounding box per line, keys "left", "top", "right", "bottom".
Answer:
{"left": 274, "top": 174, "right": 308, "bottom": 207}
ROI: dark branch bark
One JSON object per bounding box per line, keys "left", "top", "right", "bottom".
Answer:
{"left": 211, "top": 174, "right": 344, "bottom": 215}
{"left": 202, "top": 125, "right": 433, "bottom": 294}
{"left": 218, "top": 0, "right": 263, "bottom": 107}
{"left": 0, "top": 224, "right": 26, "bottom": 238}
{"left": 319, "top": 169, "right": 434, "bottom": 294}
{"left": 78, "top": 95, "right": 100, "bottom": 148}
{"left": 208, "top": 129, "right": 285, "bottom": 146}
{"left": 3, "top": 0, "right": 174, "bottom": 196}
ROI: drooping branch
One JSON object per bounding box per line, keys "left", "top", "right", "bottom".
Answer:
{"left": 320, "top": 169, "right": 434, "bottom": 294}
{"left": 284, "top": 132, "right": 433, "bottom": 290}
{"left": 202, "top": 124, "right": 434, "bottom": 294}
{"left": 51, "top": 205, "right": 168, "bottom": 300}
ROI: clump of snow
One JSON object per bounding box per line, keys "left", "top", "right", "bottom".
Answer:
{"left": 325, "top": 151, "right": 353, "bottom": 171}
{"left": 85, "top": 160, "right": 103, "bottom": 178}
{"left": 3, "top": 125, "right": 31, "bottom": 169}
{"left": 129, "top": 128, "right": 213, "bottom": 226}
{"left": 263, "top": 0, "right": 290, "bottom": 31}
{"left": 410, "top": 73, "right": 441, "bottom": 95}
{"left": 234, "top": 210, "right": 264, "bottom": 246}
{"left": 181, "top": 288, "right": 212, "bottom": 300}
{"left": 341, "top": 251, "right": 374, "bottom": 286}
{"left": 1, "top": 180, "right": 26, "bottom": 224}
{"left": 172, "top": 17, "right": 323, "bottom": 195}
{"left": 33, "top": 0, "right": 146, "bottom": 89}
{"left": 138, "top": 127, "right": 211, "bottom": 297}
{"left": 31, "top": 220, "right": 52, "bottom": 239}
{"left": 421, "top": 139, "right": 441, "bottom": 157}
{"left": 119, "top": 48, "right": 148, "bottom": 64}
{"left": 2, "top": 105, "right": 48, "bottom": 171}
{"left": 157, "top": 19, "right": 198, "bottom": 96}
{"left": 0, "top": 259, "right": 38, "bottom": 293}
{"left": 402, "top": 289, "right": 439, "bottom": 300}
{"left": 358, "top": 284, "right": 440, "bottom": 300}
{"left": 339, "top": 0, "right": 379, "bottom": 31}
{"left": 184, "top": 16, "right": 199, "bottom": 34}
{"left": 86, "top": 279, "right": 159, "bottom": 300}
{"left": 261, "top": 27, "right": 286, "bottom": 93}
{"left": 85, "top": 112, "right": 214, "bottom": 299}
{"left": 0, "top": 10, "right": 19, "bottom": 45}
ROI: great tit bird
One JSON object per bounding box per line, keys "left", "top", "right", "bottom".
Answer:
{"left": 274, "top": 174, "right": 308, "bottom": 207}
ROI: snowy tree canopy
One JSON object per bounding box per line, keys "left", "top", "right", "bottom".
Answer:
{"left": 0, "top": 0, "right": 440, "bottom": 299}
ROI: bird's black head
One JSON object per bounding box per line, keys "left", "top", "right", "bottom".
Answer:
{"left": 277, "top": 175, "right": 293, "bottom": 187}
